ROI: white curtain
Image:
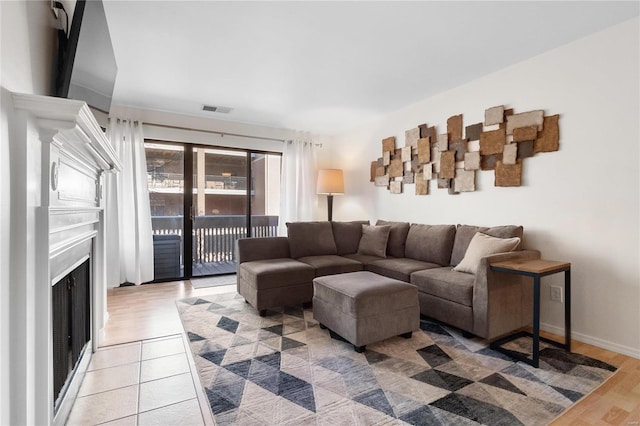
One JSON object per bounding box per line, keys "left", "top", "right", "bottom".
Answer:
{"left": 105, "top": 119, "right": 154, "bottom": 286}
{"left": 280, "top": 133, "right": 318, "bottom": 234}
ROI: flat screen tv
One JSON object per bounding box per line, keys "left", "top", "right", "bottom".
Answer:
{"left": 53, "top": 0, "right": 117, "bottom": 113}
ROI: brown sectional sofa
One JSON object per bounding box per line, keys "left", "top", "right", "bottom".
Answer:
{"left": 236, "top": 220, "right": 541, "bottom": 340}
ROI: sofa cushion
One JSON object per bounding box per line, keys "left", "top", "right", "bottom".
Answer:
{"left": 297, "top": 255, "right": 363, "bottom": 277}
{"left": 342, "top": 253, "right": 386, "bottom": 266}
{"left": 368, "top": 257, "right": 440, "bottom": 282}
{"left": 411, "top": 267, "right": 475, "bottom": 306}
{"left": 358, "top": 225, "right": 391, "bottom": 257}
{"left": 451, "top": 225, "right": 524, "bottom": 266}
{"left": 331, "top": 220, "right": 369, "bottom": 255}
{"left": 405, "top": 224, "right": 456, "bottom": 266}
{"left": 375, "top": 220, "right": 410, "bottom": 258}
{"left": 239, "top": 258, "right": 315, "bottom": 290}
{"left": 453, "top": 232, "right": 521, "bottom": 274}
{"left": 287, "top": 221, "right": 338, "bottom": 259}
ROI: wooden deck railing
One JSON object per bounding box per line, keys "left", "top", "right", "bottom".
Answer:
{"left": 151, "top": 215, "right": 279, "bottom": 263}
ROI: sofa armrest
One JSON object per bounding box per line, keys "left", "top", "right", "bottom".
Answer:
{"left": 236, "top": 237, "right": 291, "bottom": 263}
{"left": 472, "top": 249, "right": 541, "bottom": 339}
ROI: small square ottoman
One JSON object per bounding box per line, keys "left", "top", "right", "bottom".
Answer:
{"left": 313, "top": 271, "right": 420, "bottom": 352}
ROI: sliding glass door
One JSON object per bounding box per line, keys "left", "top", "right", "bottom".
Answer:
{"left": 145, "top": 141, "right": 281, "bottom": 281}
{"left": 192, "top": 148, "right": 248, "bottom": 277}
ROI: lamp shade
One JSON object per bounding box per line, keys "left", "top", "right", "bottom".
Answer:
{"left": 317, "top": 169, "right": 344, "bottom": 195}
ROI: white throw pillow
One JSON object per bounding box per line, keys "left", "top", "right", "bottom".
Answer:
{"left": 453, "top": 232, "right": 521, "bottom": 274}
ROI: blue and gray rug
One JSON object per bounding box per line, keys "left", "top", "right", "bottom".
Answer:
{"left": 176, "top": 293, "right": 616, "bottom": 425}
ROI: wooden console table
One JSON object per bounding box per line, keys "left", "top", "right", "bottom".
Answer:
{"left": 489, "top": 258, "right": 571, "bottom": 368}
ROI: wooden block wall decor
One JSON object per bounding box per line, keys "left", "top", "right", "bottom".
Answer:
{"left": 506, "top": 110, "right": 544, "bottom": 134}
{"left": 480, "top": 154, "right": 501, "bottom": 171}
{"left": 502, "top": 143, "right": 518, "bottom": 165}
{"left": 389, "top": 158, "right": 403, "bottom": 178}
{"left": 464, "top": 152, "right": 480, "bottom": 170}
{"left": 467, "top": 139, "right": 480, "bottom": 152}
{"left": 410, "top": 157, "right": 420, "bottom": 173}
{"left": 495, "top": 160, "right": 523, "bottom": 187}
{"left": 383, "top": 151, "right": 390, "bottom": 166}
{"left": 426, "top": 126, "right": 438, "bottom": 145}
{"left": 369, "top": 105, "right": 558, "bottom": 194}
{"left": 480, "top": 128, "right": 506, "bottom": 155}
{"left": 465, "top": 123, "right": 483, "bottom": 141}
{"left": 517, "top": 140, "right": 534, "bottom": 158}
{"left": 500, "top": 108, "right": 514, "bottom": 130}
{"left": 403, "top": 171, "right": 415, "bottom": 184}
{"left": 451, "top": 139, "right": 468, "bottom": 162}
{"left": 401, "top": 146, "right": 412, "bottom": 162}
{"left": 417, "top": 138, "right": 431, "bottom": 163}
{"left": 431, "top": 147, "right": 441, "bottom": 173}
{"left": 405, "top": 127, "right": 420, "bottom": 147}
{"left": 415, "top": 173, "right": 429, "bottom": 195}
{"left": 382, "top": 137, "right": 396, "bottom": 152}
{"left": 437, "top": 133, "right": 448, "bottom": 151}
{"left": 447, "top": 114, "right": 463, "bottom": 141}
{"left": 438, "top": 178, "right": 451, "bottom": 189}
{"left": 485, "top": 105, "right": 504, "bottom": 125}
{"left": 375, "top": 175, "right": 390, "bottom": 187}
{"left": 454, "top": 169, "right": 475, "bottom": 192}
{"left": 440, "top": 151, "right": 455, "bottom": 179}
{"left": 534, "top": 114, "right": 560, "bottom": 153}
{"left": 423, "top": 163, "right": 433, "bottom": 180}
{"left": 513, "top": 125, "right": 538, "bottom": 142}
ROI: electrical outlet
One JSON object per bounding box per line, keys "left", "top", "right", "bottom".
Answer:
{"left": 550, "top": 285, "right": 563, "bottom": 302}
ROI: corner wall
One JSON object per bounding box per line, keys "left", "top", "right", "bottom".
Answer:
{"left": 323, "top": 18, "right": 640, "bottom": 357}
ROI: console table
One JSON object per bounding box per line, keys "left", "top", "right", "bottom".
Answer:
{"left": 489, "top": 258, "right": 571, "bottom": 368}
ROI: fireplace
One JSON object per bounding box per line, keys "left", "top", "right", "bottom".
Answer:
{"left": 10, "top": 93, "right": 121, "bottom": 425}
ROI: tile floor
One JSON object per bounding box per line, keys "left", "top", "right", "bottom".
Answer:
{"left": 66, "top": 334, "right": 211, "bottom": 425}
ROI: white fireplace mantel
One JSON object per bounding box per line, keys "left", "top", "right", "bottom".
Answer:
{"left": 9, "top": 93, "right": 121, "bottom": 426}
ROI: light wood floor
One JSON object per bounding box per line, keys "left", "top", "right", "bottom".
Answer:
{"left": 103, "top": 280, "right": 640, "bottom": 425}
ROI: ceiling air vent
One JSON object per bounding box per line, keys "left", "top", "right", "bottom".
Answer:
{"left": 202, "top": 104, "right": 233, "bottom": 114}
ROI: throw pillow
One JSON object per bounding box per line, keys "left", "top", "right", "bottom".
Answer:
{"left": 453, "top": 232, "right": 521, "bottom": 274}
{"left": 357, "top": 225, "right": 391, "bottom": 257}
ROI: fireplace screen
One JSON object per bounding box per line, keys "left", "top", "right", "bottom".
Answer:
{"left": 52, "top": 258, "right": 91, "bottom": 409}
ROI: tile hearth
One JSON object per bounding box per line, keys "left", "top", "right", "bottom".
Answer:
{"left": 66, "top": 335, "right": 208, "bottom": 425}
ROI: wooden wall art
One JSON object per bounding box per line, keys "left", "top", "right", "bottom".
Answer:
{"left": 370, "top": 105, "right": 559, "bottom": 194}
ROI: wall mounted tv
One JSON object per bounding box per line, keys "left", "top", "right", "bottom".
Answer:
{"left": 53, "top": 0, "right": 117, "bottom": 113}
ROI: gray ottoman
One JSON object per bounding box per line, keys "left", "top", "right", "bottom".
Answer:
{"left": 313, "top": 271, "right": 420, "bottom": 352}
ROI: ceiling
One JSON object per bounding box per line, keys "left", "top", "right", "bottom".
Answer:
{"left": 102, "top": 1, "right": 639, "bottom": 135}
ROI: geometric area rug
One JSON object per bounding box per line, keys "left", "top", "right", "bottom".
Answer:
{"left": 176, "top": 293, "right": 616, "bottom": 426}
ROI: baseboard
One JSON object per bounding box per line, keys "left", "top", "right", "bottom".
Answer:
{"left": 541, "top": 322, "right": 640, "bottom": 359}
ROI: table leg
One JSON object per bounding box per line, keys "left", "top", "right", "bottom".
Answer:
{"left": 533, "top": 275, "right": 541, "bottom": 368}
{"left": 565, "top": 269, "right": 571, "bottom": 351}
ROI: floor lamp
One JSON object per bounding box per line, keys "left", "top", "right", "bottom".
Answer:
{"left": 317, "top": 169, "right": 344, "bottom": 221}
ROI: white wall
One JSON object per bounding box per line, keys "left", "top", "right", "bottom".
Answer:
{"left": 1, "top": 1, "right": 57, "bottom": 423}
{"left": 323, "top": 18, "right": 640, "bottom": 358}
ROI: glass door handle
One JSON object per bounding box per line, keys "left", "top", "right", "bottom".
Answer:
{"left": 190, "top": 205, "right": 195, "bottom": 222}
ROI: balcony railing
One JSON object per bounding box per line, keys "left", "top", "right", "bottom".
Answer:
{"left": 151, "top": 215, "right": 279, "bottom": 264}
{"left": 148, "top": 173, "right": 248, "bottom": 191}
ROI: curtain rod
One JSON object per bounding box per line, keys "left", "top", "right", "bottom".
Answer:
{"left": 143, "top": 121, "right": 287, "bottom": 143}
